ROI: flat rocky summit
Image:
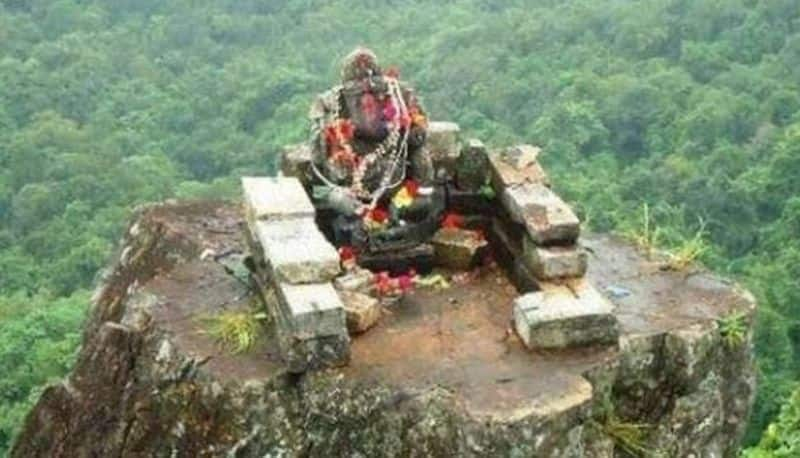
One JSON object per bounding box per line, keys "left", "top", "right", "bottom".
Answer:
{"left": 13, "top": 201, "right": 756, "bottom": 457}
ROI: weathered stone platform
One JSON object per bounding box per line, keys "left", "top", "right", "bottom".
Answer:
{"left": 12, "top": 201, "right": 756, "bottom": 457}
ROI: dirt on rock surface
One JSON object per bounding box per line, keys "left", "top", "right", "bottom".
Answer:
{"left": 346, "top": 267, "right": 613, "bottom": 420}
{"left": 582, "top": 233, "right": 752, "bottom": 335}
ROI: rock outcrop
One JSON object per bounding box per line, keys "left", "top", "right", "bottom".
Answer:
{"left": 12, "top": 201, "right": 756, "bottom": 457}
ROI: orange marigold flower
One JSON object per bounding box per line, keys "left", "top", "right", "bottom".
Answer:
{"left": 331, "top": 146, "right": 357, "bottom": 167}
{"left": 412, "top": 112, "right": 427, "bottom": 128}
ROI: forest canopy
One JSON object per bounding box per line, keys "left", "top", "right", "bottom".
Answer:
{"left": 1, "top": 0, "right": 800, "bottom": 455}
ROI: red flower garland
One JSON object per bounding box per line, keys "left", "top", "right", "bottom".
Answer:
{"left": 325, "top": 119, "right": 357, "bottom": 167}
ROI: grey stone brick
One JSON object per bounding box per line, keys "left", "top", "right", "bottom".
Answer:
{"left": 254, "top": 218, "right": 340, "bottom": 284}
{"left": 278, "top": 282, "right": 348, "bottom": 339}
{"left": 502, "top": 183, "right": 580, "bottom": 244}
{"left": 523, "top": 239, "right": 588, "bottom": 280}
{"left": 513, "top": 280, "right": 619, "bottom": 349}
{"left": 242, "top": 176, "right": 315, "bottom": 225}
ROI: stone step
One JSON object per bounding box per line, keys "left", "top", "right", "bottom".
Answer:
{"left": 252, "top": 273, "right": 350, "bottom": 373}
{"left": 242, "top": 176, "right": 315, "bottom": 227}
{"left": 254, "top": 218, "right": 340, "bottom": 284}
{"left": 522, "top": 241, "right": 588, "bottom": 280}
{"left": 501, "top": 182, "right": 580, "bottom": 245}
{"left": 513, "top": 280, "right": 619, "bottom": 350}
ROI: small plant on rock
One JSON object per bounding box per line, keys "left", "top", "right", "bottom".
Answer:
{"left": 202, "top": 310, "right": 268, "bottom": 354}
{"left": 664, "top": 226, "right": 709, "bottom": 271}
{"left": 600, "top": 415, "right": 652, "bottom": 457}
{"left": 590, "top": 400, "right": 654, "bottom": 457}
{"left": 625, "top": 203, "right": 663, "bottom": 258}
{"left": 625, "top": 203, "right": 709, "bottom": 271}
{"left": 718, "top": 311, "right": 747, "bottom": 348}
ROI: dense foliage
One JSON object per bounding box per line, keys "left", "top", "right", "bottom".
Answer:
{"left": 744, "top": 387, "right": 800, "bottom": 457}
{"left": 1, "top": 0, "right": 799, "bottom": 454}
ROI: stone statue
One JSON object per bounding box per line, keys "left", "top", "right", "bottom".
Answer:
{"left": 309, "top": 47, "right": 443, "bottom": 251}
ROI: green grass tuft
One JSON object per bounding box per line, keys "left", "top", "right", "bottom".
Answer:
{"left": 624, "top": 203, "right": 709, "bottom": 271}
{"left": 624, "top": 203, "right": 663, "bottom": 257}
{"left": 664, "top": 228, "right": 709, "bottom": 271}
{"left": 202, "top": 311, "right": 267, "bottom": 354}
{"left": 718, "top": 311, "right": 748, "bottom": 348}
{"left": 596, "top": 415, "right": 653, "bottom": 457}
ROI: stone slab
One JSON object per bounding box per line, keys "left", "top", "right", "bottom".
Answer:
{"left": 254, "top": 218, "right": 340, "bottom": 284}
{"left": 489, "top": 148, "right": 550, "bottom": 189}
{"left": 523, "top": 239, "right": 588, "bottom": 280}
{"left": 278, "top": 282, "right": 348, "bottom": 339}
{"left": 279, "top": 144, "right": 313, "bottom": 183}
{"left": 242, "top": 176, "right": 315, "bottom": 225}
{"left": 513, "top": 280, "right": 619, "bottom": 349}
{"left": 502, "top": 183, "right": 580, "bottom": 244}
{"left": 431, "top": 227, "right": 489, "bottom": 270}
{"left": 426, "top": 121, "right": 461, "bottom": 172}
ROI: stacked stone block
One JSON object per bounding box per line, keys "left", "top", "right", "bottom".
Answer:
{"left": 491, "top": 149, "right": 585, "bottom": 280}
{"left": 242, "top": 176, "right": 349, "bottom": 372}
{"left": 486, "top": 145, "right": 619, "bottom": 350}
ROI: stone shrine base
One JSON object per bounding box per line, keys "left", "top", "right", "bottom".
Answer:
{"left": 12, "top": 201, "right": 756, "bottom": 457}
